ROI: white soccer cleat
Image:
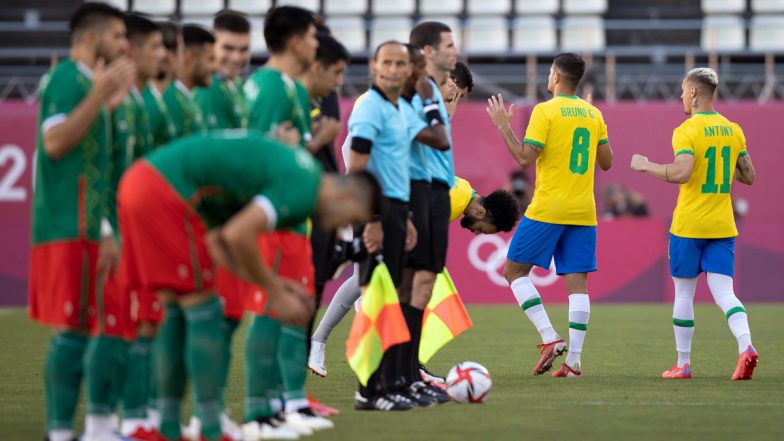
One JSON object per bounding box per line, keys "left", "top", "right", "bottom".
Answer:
{"left": 181, "top": 416, "right": 200, "bottom": 441}
{"left": 284, "top": 408, "right": 334, "bottom": 433}
{"left": 242, "top": 420, "right": 301, "bottom": 441}
{"left": 220, "top": 412, "right": 244, "bottom": 441}
{"left": 308, "top": 340, "right": 327, "bottom": 377}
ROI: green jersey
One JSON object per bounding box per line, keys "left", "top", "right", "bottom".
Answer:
{"left": 142, "top": 84, "right": 177, "bottom": 149}
{"left": 244, "top": 67, "right": 313, "bottom": 234}
{"left": 194, "top": 73, "right": 248, "bottom": 130}
{"left": 147, "top": 130, "right": 322, "bottom": 229}
{"left": 163, "top": 80, "right": 206, "bottom": 137}
{"left": 32, "top": 58, "right": 111, "bottom": 244}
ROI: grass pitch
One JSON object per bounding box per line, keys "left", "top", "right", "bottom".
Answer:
{"left": 1, "top": 304, "right": 783, "bottom": 441}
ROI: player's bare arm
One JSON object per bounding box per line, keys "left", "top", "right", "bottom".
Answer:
{"left": 43, "top": 57, "right": 135, "bottom": 159}
{"left": 734, "top": 153, "right": 756, "bottom": 185}
{"left": 630, "top": 152, "right": 695, "bottom": 183}
{"left": 307, "top": 116, "right": 342, "bottom": 154}
{"left": 486, "top": 93, "right": 541, "bottom": 169}
{"left": 597, "top": 142, "right": 614, "bottom": 171}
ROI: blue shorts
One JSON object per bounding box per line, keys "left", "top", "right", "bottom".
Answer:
{"left": 507, "top": 217, "right": 597, "bottom": 275}
{"left": 668, "top": 233, "right": 735, "bottom": 278}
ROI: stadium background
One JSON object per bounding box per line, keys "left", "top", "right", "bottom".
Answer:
{"left": 2, "top": 0, "right": 783, "bottom": 306}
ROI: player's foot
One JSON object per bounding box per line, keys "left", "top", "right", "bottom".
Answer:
{"left": 308, "top": 340, "right": 327, "bottom": 377}
{"left": 354, "top": 391, "right": 414, "bottom": 411}
{"left": 731, "top": 345, "right": 759, "bottom": 380}
{"left": 404, "top": 383, "right": 438, "bottom": 407}
{"left": 419, "top": 364, "right": 445, "bottom": 384}
{"left": 242, "top": 419, "right": 300, "bottom": 441}
{"left": 307, "top": 396, "right": 340, "bottom": 417}
{"left": 533, "top": 339, "right": 567, "bottom": 375}
{"left": 552, "top": 362, "right": 582, "bottom": 378}
{"left": 80, "top": 432, "right": 133, "bottom": 441}
{"left": 181, "top": 417, "right": 200, "bottom": 441}
{"left": 284, "top": 407, "right": 334, "bottom": 432}
{"left": 125, "top": 426, "right": 166, "bottom": 441}
{"left": 219, "top": 413, "right": 243, "bottom": 441}
{"left": 661, "top": 363, "right": 692, "bottom": 379}
{"left": 410, "top": 381, "right": 449, "bottom": 404}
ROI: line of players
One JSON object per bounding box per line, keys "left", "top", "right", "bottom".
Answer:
{"left": 29, "top": 3, "right": 522, "bottom": 441}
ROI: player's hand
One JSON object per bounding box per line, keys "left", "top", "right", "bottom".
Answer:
{"left": 267, "top": 278, "right": 315, "bottom": 326}
{"left": 630, "top": 154, "right": 649, "bottom": 172}
{"left": 415, "top": 74, "right": 434, "bottom": 100}
{"left": 583, "top": 92, "right": 593, "bottom": 105}
{"left": 94, "top": 57, "right": 136, "bottom": 109}
{"left": 363, "top": 221, "right": 384, "bottom": 254}
{"left": 405, "top": 218, "right": 418, "bottom": 252}
{"left": 486, "top": 94, "right": 513, "bottom": 130}
{"left": 97, "top": 235, "right": 120, "bottom": 283}
{"left": 312, "top": 116, "right": 342, "bottom": 148}
{"left": 272, "top": 121, "right": 301, "bottom": 147}
{"left": 446, "top": 92, "right": 462, "bottom": 118}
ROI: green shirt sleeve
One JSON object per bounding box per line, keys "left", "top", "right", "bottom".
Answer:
{"left": 258, "top": 148, "right": 322, "bottom": 229}
{"left": 244, "top": 74, "right": 293, "bottom": 134}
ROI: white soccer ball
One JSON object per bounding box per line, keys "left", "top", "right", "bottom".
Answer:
{"left": 445, "top": 361, "right": 492, "bottom": 403}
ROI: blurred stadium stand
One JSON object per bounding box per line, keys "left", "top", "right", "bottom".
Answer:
{"left": 2, "top": 0, "right": 784, "bottom": 102}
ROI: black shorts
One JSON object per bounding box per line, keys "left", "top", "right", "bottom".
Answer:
{"left": 427, "top": 180, "right": 451, "bottom": 274}
{"left": 359, "top": 198, "right": 408, "bottom": 288}
{"left": 405, "top": 180, "right": 432, "bottom": 270}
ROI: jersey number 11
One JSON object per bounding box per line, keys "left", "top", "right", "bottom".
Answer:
{"left": 701, "top": 146, "right": 731, "bottom": 194}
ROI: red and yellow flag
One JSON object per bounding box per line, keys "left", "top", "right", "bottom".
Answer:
{"left": 345, "top": 263, "right": 410, "bottom": 386}
{"left": 419, "top": 268, "right": 473, "bottom": 364}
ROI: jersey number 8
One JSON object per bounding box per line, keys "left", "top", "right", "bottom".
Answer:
{"left": 569, "top": 127, "right": 590, "bottom": 175}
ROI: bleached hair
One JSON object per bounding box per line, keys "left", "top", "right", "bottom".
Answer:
{"left": 685, "top": 67, "right": 718, "bottom": 92}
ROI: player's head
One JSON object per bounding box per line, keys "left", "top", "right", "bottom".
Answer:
{"left": 264, "top": 6, "right": 318, "bottom": 68}
{"left": 371, "top": 41, "right": 412, "bottom": 96}
{"left": 182, "top": 24, "right": 216, "bottom": 88}
{"left": 548, "top": 53, "right": 585, "bottom": 94}
{"left": 682, "top": 67, "right": 718, "bottom": 115}
{"left": 460, "top": 190, "right": 521, "bottom": 234}
{"left": 213, "top": 10, "right": 251, "bottom": 79}
{"left": 157, "top": 21, "right": 182, "bottom": 80}
{"left": 70, "top": 2, "right": 127, "bottom": 62}
{"left": 410, "top": 21, "right": 458, "bottom": 75}
{"left": 446, "top": 60, "right": 473, "bottom": 102}
{"left": 305, "top": 33, "right": 349, "bottom": 98}
{"left": 316, "top": 171, "right": 384, "bottom": 230}
{"left": 124, "top": 14, "right": 165, "bottom": 84}
{"left": 403, "top": 44, "right": 426, "bottom": 95}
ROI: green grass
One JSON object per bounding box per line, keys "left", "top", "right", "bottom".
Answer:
{"left": 1, "top": 304, "right": 783, "bottom": 440}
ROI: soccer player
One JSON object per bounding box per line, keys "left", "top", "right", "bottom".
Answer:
{"left": 444, "top": 60, "right": 474, "bottom": 117}
{"left": 241, "top": 6, "right": 334, "bottom": 436}
{"left": 142, "top": 21, "right": 180, "bottom": 149}
{"left": 630, "top": 67, "right": 759, "bottom": 380}
{"left": 117, "top": 130, "right": 380, "bottom": 441}
{"left": 487, "top": 53, "right": 613, "bottom": 378}
{"left": 162, "top": 24, "right": 214, "bottom": 137}
{"left": 29, "top": 3, "right": 134, "bottom": 441}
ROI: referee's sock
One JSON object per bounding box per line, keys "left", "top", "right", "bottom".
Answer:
{"left": 402, "top": 304, "right": 424, "bottom": 384}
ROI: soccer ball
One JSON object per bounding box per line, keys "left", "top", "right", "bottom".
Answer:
{"left": 445, "top": 361, "right": 492, "bottom": 403}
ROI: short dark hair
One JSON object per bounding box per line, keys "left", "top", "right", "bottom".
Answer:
{"left": 182, "top": 24, "right": 215, "bottom": 49}
{"left": 159, "top": 21, "right": 180, "bottom": 52}
{"left": 264, "top": 6, "right": 315, "bottom": 54}
{"left": 214, "top": 10, "right": 250, "bottom": 34}
{"left": 409, "top": 21, "right": 452, "bottom": 50}
{"left": 315, "top": 34, "right": 349, "bottom": 67}
{"left": 70, "top": 2, "right": 124, "bottom": 34}
{"left": 451, "top": 61, "right": 474, "bottom": 93}
{"left": 124, "top": 13, "right": 160, "bottom": 44}
{"left": 373, "top": 40, "right": 406, "bottom": 60}
{"left": 553, "top": 53, "right": 586, "bottom": 88}
{"left": 348, "top": 171, "right": 384, "bottom": 217}
{"left": 483, "top": 190, "right": 521, "bottom": 232}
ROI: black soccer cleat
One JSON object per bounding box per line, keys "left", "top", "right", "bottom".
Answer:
{"left": 354, "top": 391, "right": 414, "bottom": 411}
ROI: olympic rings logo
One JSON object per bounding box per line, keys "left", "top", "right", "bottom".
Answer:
{"left": 467, "top": 235, "right": 559, "bottom": 287}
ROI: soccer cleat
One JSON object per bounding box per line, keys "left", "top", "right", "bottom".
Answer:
{"left": 241, "top": 419, "right": 300, "bottom": 441}
{"left": 308, "top": 340, "right": 327, "bottom": 377}
{"left": 126, "top": 426, "right": 167, "bottom": 441}
{"left": 533, "top": 339, "right": 567, "bottom": 375}
{"left": 731, "top": 345, "right": 759, "bottom": 380}
{"left": 661, "top": 363, "right": 692, "bottom": 379}
{"left": 354, "top": 391, "right": 414, "bottom": 411}
{"left": 551, "top": 362, "right": 582, "bottom": 378}
{"left": 307, "top": 396, "right": 340, "bottom": 417}
{"left": 419, "top": 364, "right": 445, "bottom": 384}
{"left": 80, "top": 432, "right": 133, "bottom": 441}
{"left": 219, "top": 413, "right": 244, "bottom": 441}
{"left": 410, "top": 381, "right": 449, "bottom": 404}
{"left": 181, "top": 417, "right": 200, "bottom": 441}
{"left": 404, "top": 384, "right": 438, "bottom": 407}
{"left": 284, "top": 407, "right": 334, "bottom": 432}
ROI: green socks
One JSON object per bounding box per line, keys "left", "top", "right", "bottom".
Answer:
{"left": 44, "top": 331, "right": 87, "bottom": 431}
{"left": 122, "top": 335, "right": 152, "bottom": 419}
{"left": 244, "top": 315, "right": 281, "bottom": 421}
{"left": 183, "top": 297, "right": 225, "bottom": 441}
{"left": 155, "top": 303, "right": 186, "bottom": 440}
{"left": 278, "top": 325, "right": 308, "bottom": 411}
{"left": 85, "top": 335, "right": 129, "bottom": 415}
{"left": 220, "top": 318, "right": 241, "bottom": 410}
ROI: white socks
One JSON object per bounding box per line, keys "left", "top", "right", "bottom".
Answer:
{"left": 85, "top": 414, "right": 114, "bottom": 438}
{"left": 672, "top": 277, "right": 697, "bottom": 367}
{"left": 511, "top": 277, "right": 559, "bottom": 344}
{"left": 707, "top": 273, "right": 752, "bottom": 353}
{"left": 48, "top": 430, "right": 74, "bottom": 441}
{"left": 565, "top": 294, "right": 590, "bottom": 367}
{"left": 312, "top": 267, "right": 360, "bottom": 343}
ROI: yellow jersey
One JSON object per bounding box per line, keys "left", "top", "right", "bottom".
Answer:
{"left": 523, "top": 95, "right": 609, "bottom": 226}
{"left": 449, "top": 177, "right": 476, "bottom": 222}
{"left": 670, "top": 112, "right": 746, "bottom": 238}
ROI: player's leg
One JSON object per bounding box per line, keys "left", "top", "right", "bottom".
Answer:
{"left": 702, "top": 238, "right": 758, "bottom": 380}
{"left": 154, "top": 296, "right": 187, "bottom": 440}
{"left": 120, "top": 319, "right": 158, "bottom": 437}
{"left": 309, "top": 265, "right": 361, "bottom": 376}
{"left": 504, "top": 217, "right": 564, "bottom": 375}
{"left": 551, "top": 225, "right": 597, "bottom": 377}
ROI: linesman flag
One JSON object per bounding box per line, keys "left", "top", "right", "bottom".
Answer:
{"left": 345, "top": 263, "right": 410, "bottom": 386}
{"left": 419, "top": 268, "right": 474, "bottom": 364}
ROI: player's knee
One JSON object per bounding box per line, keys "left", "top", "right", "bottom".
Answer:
{"left": 137, "top": 321, "right": 158, "bottom": 338}
{"left": 503, "top": 260, "right": 530, "bottom": 283}
{"left": 706, "top": 272, "right": 735, "bottom": 300}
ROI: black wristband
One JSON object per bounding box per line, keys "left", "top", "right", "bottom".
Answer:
{"left": 425, "top": 108, "right": 444, "bottom": 127}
